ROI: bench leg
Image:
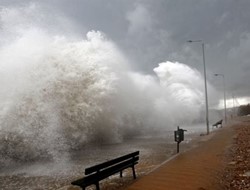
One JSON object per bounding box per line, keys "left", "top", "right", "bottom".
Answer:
{"left": 96, "top": 182, "right": 100, "bottom": 190}
{"left": 79, "top": 185, "right": 86, "bottom": 190}
{"left": 120, "top": 170, "right": 123, "bottom": 178}
{"left": 132, "top": 165, "right": 136, "bottom": 179}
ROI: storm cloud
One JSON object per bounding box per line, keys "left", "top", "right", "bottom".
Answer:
{"left": 1, "top": 0, "right": 250, "bottom": 100}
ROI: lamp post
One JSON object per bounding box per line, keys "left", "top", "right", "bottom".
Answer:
{"left": 214, "top": 73, "right": 227, "bottom": 124}
{"left": 187, "top": 40, "right": 209, "bottom": 135}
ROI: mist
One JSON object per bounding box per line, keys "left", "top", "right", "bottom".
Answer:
{"left": 0, "top": 3, "right": 212, "bottom": 165}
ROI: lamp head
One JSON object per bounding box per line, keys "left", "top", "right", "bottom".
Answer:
{"left": 187, "top": 40, "right": 202, "bottom": 43}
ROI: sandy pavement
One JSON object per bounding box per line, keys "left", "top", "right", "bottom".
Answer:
{"left": 126, "top": 122, "right": 236, "bottom": 190}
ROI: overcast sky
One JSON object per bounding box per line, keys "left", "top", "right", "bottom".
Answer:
{"left": 1, "top": 0, "right": 250, "bottom": 100}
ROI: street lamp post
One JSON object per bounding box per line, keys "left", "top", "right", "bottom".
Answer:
{"left": 187, "top": 40, "right": 209, "bottom": 135}
{"left": 214, "top": 73, "right": 227, "bottom": 124}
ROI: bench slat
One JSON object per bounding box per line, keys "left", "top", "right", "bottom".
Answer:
{"left": 71, "top": 157, "right": 139, "bottom": 188}
{"left": 71, "top": 151, "right": 139, "bottom": 190}
{"left": 213, "top": 119, "right": 223, "bottom": 127}
{"left": 97, "top": 157, "right": 139, "bottom": 180}
{"left": 85, "top": 151, "right": 139, "bottom": 175}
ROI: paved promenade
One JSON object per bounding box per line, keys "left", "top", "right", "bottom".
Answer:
{"left": 126, "top": 126, "right": 234, "bottom": 190}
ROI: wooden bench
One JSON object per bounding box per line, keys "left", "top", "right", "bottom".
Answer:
{"left": 212, "top": 119, "right": 223, "bottom": 128}
{"left": 71, "top": 151, "right": 139, "bottom": 190}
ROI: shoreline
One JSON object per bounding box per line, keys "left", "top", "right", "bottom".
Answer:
{"left": 2, "top": 120, "right": 247, "bottom": 190}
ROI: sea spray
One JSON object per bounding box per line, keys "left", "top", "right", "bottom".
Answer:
{"left": 154, "top": 61, "right": 204, "bottom": 124}
{"left": 0, "top": 30, "right": 127, "bottom": 163}
{"left": 0, "top": 4, "right": 208, "bottom": 165}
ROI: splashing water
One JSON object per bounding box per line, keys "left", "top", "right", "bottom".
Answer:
{"left": 0, "top": 4, "right": 206, "bottom": 165}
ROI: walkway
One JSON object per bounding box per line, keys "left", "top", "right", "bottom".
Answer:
{"left": 126, "top": 126, "right": 234, "bottom": 190}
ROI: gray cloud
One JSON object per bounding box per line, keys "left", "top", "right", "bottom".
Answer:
{"left": 126, "top": 3, "right": 153, "bottom": 35}
{"left": 1, "top": 0, "right": 250, "bottom": 99}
